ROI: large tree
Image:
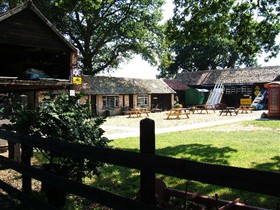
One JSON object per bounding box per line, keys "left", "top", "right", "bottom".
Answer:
{"left": 0, "top": 0, "right": 165, "bottom": 75}
{"left": 159, "top": 0, "right": 280, "bottom": 77}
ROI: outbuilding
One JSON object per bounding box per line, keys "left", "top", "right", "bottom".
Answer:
{"left": 0, "top": 1, "right": 77, "bottom": 111}
{"left": 81, "top": 75, "right": 176, "bottom": 116}
{"left": 175, "top": 66, "right": 280, "bottom": 108}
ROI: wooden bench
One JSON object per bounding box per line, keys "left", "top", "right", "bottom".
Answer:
{"left": 166, "top": 109, "right": 190, "bottom": 119}
{"left": 191, "top": 105, "right": 209, "bottom": 114}
{"left": 237, "top": 106, "right": 253, "bottom": 114}
{"left": 219, "top": 107, "right": 238, "bottom": 116}
{"left": 127, "top": 109, "right": 139, "bottom": 118}
{"left": 127, "top": 108, "right": 150, "bottom": 118}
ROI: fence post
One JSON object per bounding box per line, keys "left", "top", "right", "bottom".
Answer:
{"left": 20, "top": 95, "right": 32, "bottom": 194}
{"left": 140, "top": 118, "right": 155, "bottom": 205}
{"left": 21, "top": 143, "right": 32, "bottom": 194}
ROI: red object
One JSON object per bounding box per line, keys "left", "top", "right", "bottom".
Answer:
{"left": 268, "top": 82, "right": 280, "bottom": 118}
{"left": 264, "top": 83, "right": 269, "bottom": 89}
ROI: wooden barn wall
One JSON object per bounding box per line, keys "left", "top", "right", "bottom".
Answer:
{"left": 151, "top": 94, "right": 173, "bottom": 111}
{"left": 0, "top": 10, "right": 70, "bottom": 50}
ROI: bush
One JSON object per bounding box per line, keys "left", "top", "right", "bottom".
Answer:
{"left": 3, "top": 93, "right": 110, "bottom": 182}
{"left": 174, "top": 103, "right": 183, "bottom": 108}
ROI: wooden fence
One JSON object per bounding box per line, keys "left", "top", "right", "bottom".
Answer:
{"left": 0, "top": 118, "right": 279, "bottom": 209}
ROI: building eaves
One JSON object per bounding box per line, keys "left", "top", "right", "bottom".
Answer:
{"left": 82, "top": 75, "right": 176, "bottom": 95}
{"left": 175, "top": 66, "right": 280, "bottom": 86}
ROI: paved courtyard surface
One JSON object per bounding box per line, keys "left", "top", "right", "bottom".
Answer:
{"left": 0, "top": 110, "right": 267, "bottom": 142}
{"left": 101, "top": 110, "right": 266, "bottom": 139}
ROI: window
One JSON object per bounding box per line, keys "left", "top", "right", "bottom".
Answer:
{"left": 225, "top": 86, "right": 231, "bottom": 94}
{"left": 236, "top": 86, "right": 241, "bottom": 94}
{"left": 137, "top": 94, "right": 148, "bottom": 107}
{"left": 102, "top": 96, "right": 119, "bottom": 109}
{"left": 247, "top": 87, "right": 252, "bottom": 94}
{"left": 230, "top": 86, "right": 235, "bottom": 94}
{"left": 241, "top": 86, "right": 247, "bottom": 94}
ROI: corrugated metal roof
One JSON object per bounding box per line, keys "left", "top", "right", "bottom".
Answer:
{"left": 175, "top": 66, "right": 280, "bottom": 85}
{"left": 82, "top": 75, "right": 176, "bottom": 95}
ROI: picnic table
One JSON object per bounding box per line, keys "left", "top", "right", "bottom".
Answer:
{"left": 166, "top": 108, "right": 190, "bottom": 119}
{"left": 128, "top": 107, "right": 149, "bottom": 118}
{"left": 237, "top": 106, "right": 253, "bottom": 114}
{"left": 190, "top": 105, "right": 210, "bottom": 114}
{"left": 219, "top": 107, "right": 238, "bottom": 116}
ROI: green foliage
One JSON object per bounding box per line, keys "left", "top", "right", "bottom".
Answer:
{"left": 174, "top": 103, "right": 183, "bottom": 108}
{"left": 3, "top": 93, "right": 110, "bottom": 182}
{"left": 160, "top": 0, "right": 280, "bottom": 77}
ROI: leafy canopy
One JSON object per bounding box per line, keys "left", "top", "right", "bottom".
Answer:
{"left": 3, "top": 93, "right": 110, "bottom": 182}
{"left": 159, "top": 0, "right": 280, "bottom": 77}
{"left": 0, "top": 0, "right": 165, "bottom": 75}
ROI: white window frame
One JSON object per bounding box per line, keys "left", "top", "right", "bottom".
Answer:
{"left": 102, "top": 95, "right": 119, "bottom": 109}
{"left": 137, "top": 94, "right": 148, "bottom": 107}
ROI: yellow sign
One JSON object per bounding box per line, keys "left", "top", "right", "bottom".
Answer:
{"left": 240, "top": 98, "right": 252, "bottom": 105}
{"left": 73, "top": 76, "right": 82, "bottom": 85}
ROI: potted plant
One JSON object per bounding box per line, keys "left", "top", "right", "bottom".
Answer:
{"left": 3, "top": 93, "right": 110, "bottom": 208}
{"left": 174, "top": 103, "right": 183, "bottom": 109}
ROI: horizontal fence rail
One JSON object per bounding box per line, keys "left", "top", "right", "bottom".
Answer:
{"left": 0, "top": 117, "right": 279, "bottom": 209}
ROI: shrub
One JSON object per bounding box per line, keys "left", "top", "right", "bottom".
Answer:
{"left": 3, "top": 93, "right": 110, "bottom": 182}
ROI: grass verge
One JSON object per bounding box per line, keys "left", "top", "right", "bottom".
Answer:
{"left": 89, "top": 120, "right": 280, "bottom": 209}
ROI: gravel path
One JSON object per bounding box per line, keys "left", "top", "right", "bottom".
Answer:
{"left": 101, "top": 110, "right": 266, "bottom": 139}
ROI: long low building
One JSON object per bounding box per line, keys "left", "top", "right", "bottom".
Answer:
{"left": 175, "top": 66, "right": 280, "bottom": 107}
{"left": 81, "top": 75, "right": 176, "bottom": 116}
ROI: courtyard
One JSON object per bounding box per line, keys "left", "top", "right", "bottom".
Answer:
{"left": 101, "top": 110, "right": 266, "bottom": 139}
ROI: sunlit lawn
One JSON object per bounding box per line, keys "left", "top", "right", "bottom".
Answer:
{"left": 90, "top": 120, "right": 280, "bottom": 209}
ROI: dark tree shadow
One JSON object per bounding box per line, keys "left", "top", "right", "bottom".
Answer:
{"left": 88, "top": 145, "right": 279, "bottom": 209}
{"left": 156, "top": 143, "right": 237, "bottom": 165}
{"left": 253, "top": 156, "right": 280, "bottom": 173}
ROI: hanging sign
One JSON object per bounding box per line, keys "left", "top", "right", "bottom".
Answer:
{"left": 73, "top": 76, "right": 82, "bottom": 85}
{"left": 70, "top": 51, "right": 78, "bottom": 67}
{"left": 73, "top": 68, "right": 82, "bottom": 77}
{"left": 240, "top": 98, "right": 252, "bottom": 105}
{"left": 72, "top": 67, "right": 82, "bottom": 85}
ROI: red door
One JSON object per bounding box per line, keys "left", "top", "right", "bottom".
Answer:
{"left": 268, "top": 82, "right": 280, "bottom": 118}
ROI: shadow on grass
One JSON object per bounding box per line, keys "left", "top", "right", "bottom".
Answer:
{"left": 156, "top": 143, "right": 237, "bottom": 165}
{"left": 89, "top": 145, "right": 279, "bottom": 209}
{"left": 89, "top": 144, "right": 237, "bottom": 201}
{"left": 253, "top": 156, "right": 280, "bottom": 173}
{"left": 91, "top": 165, "right": 140, "bottom": 199}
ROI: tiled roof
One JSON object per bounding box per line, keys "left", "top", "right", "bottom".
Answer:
{"left": 82, "top": 75, "right": 176, "bottom": 95}
{"left": 175, "top": 66, "right": 280, "bottom": 85}
{"left": 163, "top": 79, "right": 189, "bottom": 91}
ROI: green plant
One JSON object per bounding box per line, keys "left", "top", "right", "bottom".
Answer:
{"left": 3, "top": 93, "right": 110, "bottom": 182}
{"left": 174, "top": 103, "right": 183, "bottom": 108}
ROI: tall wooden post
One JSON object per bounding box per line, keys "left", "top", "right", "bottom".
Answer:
{"left": 21, "top": 143, "right": 32, "bottom": 194}
{"left": 140, "top": 118, "right": 155, "bottom": 205}
{"left": 19, "top": 94, "right": 32, "bottom": 194}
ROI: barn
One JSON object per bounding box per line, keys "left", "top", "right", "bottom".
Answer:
{"left": 0, "top": 1, "right": 77, "bottom": 112}
{"left": 175, "top": 66, "right": 280, "bottom": 108}
{"left": 81, "top": 75, "right": 176, "bottom": 116}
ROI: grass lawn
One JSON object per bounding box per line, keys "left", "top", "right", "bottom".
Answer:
{"left": 90, "top": 120, "right": 280, "bottom": 209}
